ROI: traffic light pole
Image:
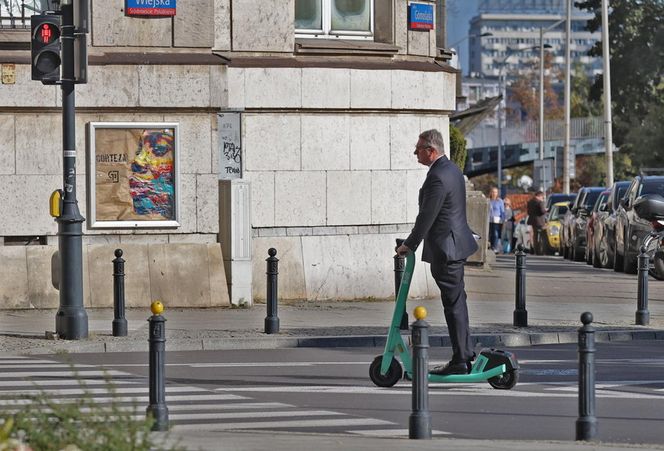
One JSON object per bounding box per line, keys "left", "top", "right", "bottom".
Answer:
{"left": 55, "top": 0, "right": 87, "bottom": 340}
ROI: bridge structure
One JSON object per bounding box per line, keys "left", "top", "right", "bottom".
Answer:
{"left": 464, "top": 116, "right": 611, "bottom": 179}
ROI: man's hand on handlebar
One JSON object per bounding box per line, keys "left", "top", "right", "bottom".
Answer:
{"left": 396, "top": 243, "right": 411, "bottom": 256}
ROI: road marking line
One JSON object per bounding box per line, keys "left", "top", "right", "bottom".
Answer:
{"left": 348, "top": 429, "right": 450, "bottom": 437}
{"left": 0, "top": 386, "right": 210, "bottom": 397}
{"left": 164, "top": 410, "right": 344, "bottom": 422}
{"left": 0, "top": 370, "right": 129, "bottom": 378}
{"left": 0, "top": 361, "right": 87, "bottom": 366}
{"left": 0, "top": 379, "right": 142, "bottom": 388}
{"left": 0, "top": 394, "right": 246, "bottom": 406}
{"left": 172, "top": 418, "right": 394, "bottom": 431}
{"left": 215, "top": 385, "right": 664, "bottom": 399}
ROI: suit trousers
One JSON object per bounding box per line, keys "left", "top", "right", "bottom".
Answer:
{"left": 429, "top": 258, "right": 474, "bottom": 363}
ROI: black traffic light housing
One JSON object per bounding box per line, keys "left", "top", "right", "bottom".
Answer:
{"left": 31, "top": 13, "right": 62, "bottom": 84}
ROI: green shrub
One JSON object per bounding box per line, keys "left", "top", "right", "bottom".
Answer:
{"left": 449, "top": 125, "right": 467, "bottom": 172}
{"left": 1, "top": 372, "right": 183, "bottom": 451}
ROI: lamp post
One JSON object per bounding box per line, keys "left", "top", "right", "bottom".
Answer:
{"left": 538, "top": 19, "right": 564, "bottom": 193}
{"left": 601, "top": 0, "right": 614, "bottom": 187}
{"left": 497, "top": 45, "right": 539, "bottom": 197}
{"left": 563, "top": 0, "right": 572, "bottom": 194}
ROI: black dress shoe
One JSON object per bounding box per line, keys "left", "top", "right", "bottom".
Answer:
{"left": 429, "top": 361, "right": 471, "bottom": 376}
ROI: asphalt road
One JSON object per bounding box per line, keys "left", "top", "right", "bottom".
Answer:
{"left": 23, "top": 340, "right": 663, "bottom": 445}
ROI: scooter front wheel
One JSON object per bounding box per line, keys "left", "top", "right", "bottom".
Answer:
{"left": 369, "top": 355, "right": 403, "bottom": 387}
{"left": 488, "top": 369, "right": 518, "bottom": 390}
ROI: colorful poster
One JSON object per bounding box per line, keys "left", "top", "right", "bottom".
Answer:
{"left": 90, "top": 123, "right": 178, "bottom": 227}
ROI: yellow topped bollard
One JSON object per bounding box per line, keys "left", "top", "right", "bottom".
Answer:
{"left": 413, "top": 306, "right": 427, "bottom": 321}
{"left": 151, "top": 300, "right": 164, "bottom": 315}
{"left": 147, "top": 300, "right": 168, "bottom": 431}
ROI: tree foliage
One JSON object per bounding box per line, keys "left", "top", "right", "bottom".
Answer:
{"left": 576, "top": 0, "right": 664, "bottom": 170}
{"left": 449, "top": 124, "right": 467, "bottom": 171}
{"left": 571, "top": 62, "right": 602, "bottom": 118}
{"left": 507, "top": 52, "right": 562, "bottom": 122}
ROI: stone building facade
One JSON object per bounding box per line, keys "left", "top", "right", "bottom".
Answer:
{"left": 0, "top": 0, "right": 475, "bottom": 309}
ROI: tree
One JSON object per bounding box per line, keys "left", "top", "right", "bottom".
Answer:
{"left": 570, "top": 62, "right": 602, "bottom": 118}
{"left": 449, "top": 124, "right": 467, "bottom": 171}
{"left": 507, "top": 52, "right": 562, "bottom": 123}
{"left": 576, "top": 0, "right": 664, "bottom": 169}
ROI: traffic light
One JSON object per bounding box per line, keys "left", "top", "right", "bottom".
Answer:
{"left": 31, "top": 14, "right": 61, "bottom": 84}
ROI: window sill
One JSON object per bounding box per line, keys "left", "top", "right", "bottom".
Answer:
{"left": 0, "top": 29, "right": 29, "bottom": 50}
{"left": 295, "top": 38, "right": 399, "bottom": 56}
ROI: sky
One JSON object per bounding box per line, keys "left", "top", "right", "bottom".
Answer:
{"left": 446, "top": 0, "right": 480, "bottom": 74}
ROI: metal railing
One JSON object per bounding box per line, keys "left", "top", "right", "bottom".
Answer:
{"left": 0, "top": 0, "right": 49, "bottom": 29}
{"left": 468, "top": 116, "right": 603, "bottom": 149}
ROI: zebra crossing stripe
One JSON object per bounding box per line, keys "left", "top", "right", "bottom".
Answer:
{"left": 0, "top": 360, "right": 86, "bottom": 366}
{"left": 0, "top": 386, "right": 210, "bottom": 397}
{"left": 0, "top": 370, "right": 128, "bottom": 378}
{"left": 215, "top": 384, "right": 664, "bottom": 400}
{"left": 0, "top": 379, "right": 142, "bottom": 388}
{"left": 172, "top": 418, "right": 394, "bottom": 431}
{"left": 348, "top": 429, "right": 450, "bottom": 437}
{"left": 0, "top": 394, "right": 246, "bottom": 406}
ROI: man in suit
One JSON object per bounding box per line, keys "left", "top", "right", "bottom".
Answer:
{"left": 527, "top": 190, "right": 547, "bottom": 255}
{"left": 396, "top": 129, "right": 479, "bottom": 375}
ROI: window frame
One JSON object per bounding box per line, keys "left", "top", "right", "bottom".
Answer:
{"left": 295, "top": 0, "right": 374, "bottom": 41}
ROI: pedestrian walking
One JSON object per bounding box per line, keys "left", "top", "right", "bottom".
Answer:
{"left": 502, "top": 197, "right": 515, "bottom": 253}
{"left": 488, "top": 187, "right": 505, "bottom": 253}
{"left": 396, "top": 129, "right": 478, "bottom": 375}
{"left": 527, "top": 190, "right": 547, "bottom": 255}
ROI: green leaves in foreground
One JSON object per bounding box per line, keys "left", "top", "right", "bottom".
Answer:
{"left": 0, "top": 371, "right": 183, "bottom": 451}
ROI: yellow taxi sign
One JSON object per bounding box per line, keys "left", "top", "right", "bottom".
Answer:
{"left": 49, "top": 189, "right": 62, "bottom": 217}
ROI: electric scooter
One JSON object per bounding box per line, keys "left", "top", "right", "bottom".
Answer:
{"left": 369, "top": 239, "right": 519, "bottom": 389}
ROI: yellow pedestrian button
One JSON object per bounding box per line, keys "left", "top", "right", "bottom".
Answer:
{"left": 49, "top": 189, "right": 62, "bottom": 217}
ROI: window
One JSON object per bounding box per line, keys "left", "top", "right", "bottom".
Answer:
{"left": 295, "top": 0, "right": 373, "bottom": 40}
{"left": 1, "top": 0, "right": 47, "bottom": 29}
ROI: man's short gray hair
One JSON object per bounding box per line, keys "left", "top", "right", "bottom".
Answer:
{"left": 419, "top": 129, "right": 445, "bottom": 153}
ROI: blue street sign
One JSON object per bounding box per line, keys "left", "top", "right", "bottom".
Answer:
{"left": 408, "top": 3, "right": 434, "bottom": 31}
{"left": 125, "top": 0, "right": 176, "bottom": 17}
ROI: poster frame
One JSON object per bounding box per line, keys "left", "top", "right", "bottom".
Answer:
{"left": 86, "top": 121, "right": 181, "bottom": 229}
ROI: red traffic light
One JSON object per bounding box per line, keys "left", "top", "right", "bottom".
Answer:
{"left": 37, "top": 23, "right": 60, "bottom": 44}
{"left": 31, "top": 14, "right": 62, "bottom": 83}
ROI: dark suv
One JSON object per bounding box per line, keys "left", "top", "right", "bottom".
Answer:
{"left": 561, "top": 187, "right": 605, "bottom": 261}
{"left": 614, "top": 175, "right": 664, "bottom": 273}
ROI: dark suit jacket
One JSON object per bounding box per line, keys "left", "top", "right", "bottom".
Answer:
{"left": 404, "top": 156, "right": 479, "bottom": 263}
{"left": 526, "top": 197, "right": 547, "bottom": 229}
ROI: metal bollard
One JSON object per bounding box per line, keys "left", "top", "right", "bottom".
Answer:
{"left": 112, "top": 249, "right": 128, "bottom": 337}
{"left": 513, "top": 244, "right": 528, "bottom": 327}
{"left": 146, "top": 300, "right": 169, "bottom": 431}
{"left": 394, "top": 239, "right": 409, "bottom": 330}
{"left": 576, "top": 312, "right": 597, "bottom": 441}
{"left": 409, "top": 306, "right": 432, "bottom": 440}
{"left": 636, "top": 245, "right": 650, "bottom": 326}
{"left": 265, "top": 248, "right": 280, "bottom": 334}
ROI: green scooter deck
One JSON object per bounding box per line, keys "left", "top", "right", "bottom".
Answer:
{"left": 380, "top": 250, "right": 507, "bottom": 383}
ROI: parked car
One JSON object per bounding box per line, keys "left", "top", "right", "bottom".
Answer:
{"left": 614, "top": 175, "right": 664, "bottom": 273}
{"left": 546, "top": 193, "right": 576, "bottom": 211}
{"left": 591, "top": 180, "right": 631, "bottom": 268}
{"left": 561, "top": 187, "right": 605, "bottom": 261}
{"left": 544, "top": 201, "right": 569, "bottom": 255}
{"left": 584, "top": 190, "right": 610, "bottom": 266}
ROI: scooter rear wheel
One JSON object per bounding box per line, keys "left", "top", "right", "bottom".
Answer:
{"left": 488, "top": 369, "right": 518, "bottom": 390}
{"left": 369, "top": 355, "right": 403, "bottom": 387}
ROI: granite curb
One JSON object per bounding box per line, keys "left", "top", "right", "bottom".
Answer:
{"left": 9, "top": 328, "right": 664, "bottom": 355}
